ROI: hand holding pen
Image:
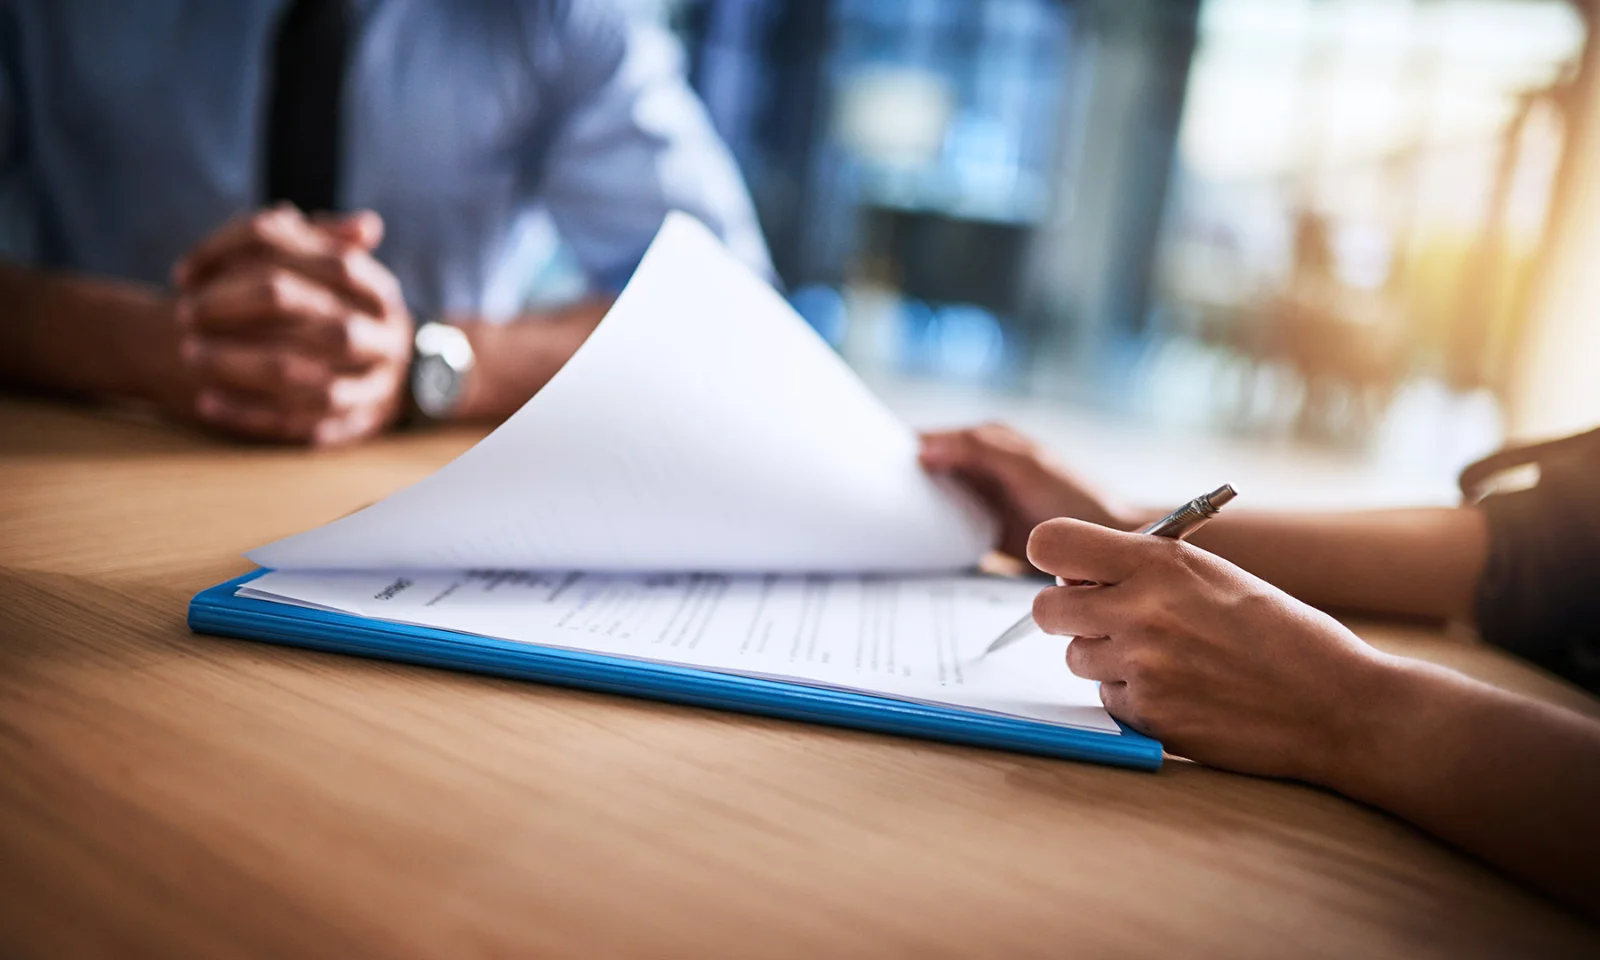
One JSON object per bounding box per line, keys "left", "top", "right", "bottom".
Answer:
{"left": 981, "top": 485, "right": 1238, "bottom": 656}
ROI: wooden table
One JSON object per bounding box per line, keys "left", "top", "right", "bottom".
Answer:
{"left": 2, "top": 397, "right": 1596, "bottom": 958}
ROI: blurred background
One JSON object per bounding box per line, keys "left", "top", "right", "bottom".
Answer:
{"left": 541, "top": 0, "right": 1600, "bottom": 506}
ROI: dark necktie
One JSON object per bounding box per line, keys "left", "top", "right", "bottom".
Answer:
{"left": 263, "top": 0, "right": 350, "bottom": 213}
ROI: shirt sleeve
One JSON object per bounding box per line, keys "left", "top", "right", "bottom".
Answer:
{"left": 527, "top": 0, "right": 773, "bottom": 290}
{"left": 1474, "top": 428, "right": 1600, "bottom": 693}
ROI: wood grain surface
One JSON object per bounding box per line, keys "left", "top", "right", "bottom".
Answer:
{"left": 1, "top": 396, "right": 1596, "bottom": 959}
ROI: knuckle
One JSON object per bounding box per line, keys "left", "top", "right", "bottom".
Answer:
{"left": 309, "top": 382, "right": 338, "bottom": 414}
{"left": 1144, "top": 533, "right": 1182, "bottom": 560}
{"left": 326, "top": 317, "right": 357, "bottom": 355}
{"left": 937, "top": 431, "right": 976, "bottom": 462}
{"left": 246, "top": 211, "right": 278, "bottom": 243}
{"left": 1135, "top": 597, "right": 1177, "bottom": 636}
{"left": 1123, "top": 646, "right": 1164, "bottom": 682}
{"left": 261, "top": 269, "right": 297, "bottom": 310}
{"left": 287, "top": 355, "right": 329, "bottom": 393}
{"left": 309, "top": 358, "right": 338, "bottom": 390}
{"left": 383, "top": 321, "right": 413, "bottom": 361}
{"left": 978, "top": 421, "right": 1030, "bottom": 456}
{"left": 1123, "top": 648, "right": 1149, "bottom": 680}
{"left": 333, "top": 250, "right": 363, "bottom": 287}
{"left": 268, "top": 351, "right": 295, "bottom": 388}
{"left": 1132, "top": 537, "right": 1185, "bottom": 578}
{"left": 1169, "top": 539, "right": 1219, "bottom": 581}
{"left": 380, "top": 276, "right": 407, "bottom": 314}
{"left": 1233, "top": 588, "right": 1278, "bottom": 621}
{"left": 1132, "top": 601, "right": 1171, "bottom": 636}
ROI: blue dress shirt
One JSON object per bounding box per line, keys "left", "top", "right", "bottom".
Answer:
{"left": 0, "top": 0, "right": 772, "bottom": 320}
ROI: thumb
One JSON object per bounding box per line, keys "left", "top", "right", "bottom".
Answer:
{"left": 1027, "top": 518, "right": 1153, "bottom": 585}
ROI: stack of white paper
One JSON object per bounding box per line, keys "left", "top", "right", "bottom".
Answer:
{"left": 241, "top": 213, "right": 1115, "bottom": 735}
{"left": 239, "top": 568, "right": 1117, "bottom": 733}
{"left": 250, "top": 213, "right": 994, "bottom": 574}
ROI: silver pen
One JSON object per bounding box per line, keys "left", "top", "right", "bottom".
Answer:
{"left": 979, "top": 484, "right": 1238, "bottom": 658}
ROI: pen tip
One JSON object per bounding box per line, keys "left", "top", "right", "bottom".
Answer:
{"left": 1206, "top": 484, "right": 1238, "bottom": 509}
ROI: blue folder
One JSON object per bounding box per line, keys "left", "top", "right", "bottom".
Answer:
{"left": 189, "top": 570, "right": 1163, "bottom": 771}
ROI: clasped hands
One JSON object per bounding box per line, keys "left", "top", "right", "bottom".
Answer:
{"left": 170, "top": 205, "right": 413, "bottom": 446}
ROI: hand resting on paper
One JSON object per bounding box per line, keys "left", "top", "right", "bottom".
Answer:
{"left": 1023, "top": 517, "right": 1600, "bottom": 917}
{"left": 918, "top": 423, "right": 1137, "bottom": 564}
{"left": 172, "top": 206, "right": 414, "bottom": 446}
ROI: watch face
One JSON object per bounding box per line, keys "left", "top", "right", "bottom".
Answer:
{"left": 413, "top": 354, "right": 462, "bottom": 418}
{"left": 411, "top": 322, "right": 475, "bottom": 420}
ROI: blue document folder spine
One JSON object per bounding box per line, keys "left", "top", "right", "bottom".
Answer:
{"left": 189, "top": 571, "right": 1163, "bottom": 771}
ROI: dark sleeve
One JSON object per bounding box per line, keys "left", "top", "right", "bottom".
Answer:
{"left": 1475, "top": 429, "right": 1600, "bottom": 693}
{"left": 0, "top": 3, "right": 15, "bottom": 173}
{"left": 0, "top": 0, "right": 32, "bottom": 264}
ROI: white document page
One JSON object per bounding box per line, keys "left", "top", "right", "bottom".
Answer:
{"left": 248, "top": 213, "right": 995, "bottom": 574}
{"left": 240, "top": 569, "right": 1119, "bottom": 734}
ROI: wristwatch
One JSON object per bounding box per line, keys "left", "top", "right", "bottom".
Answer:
{"left": 408, "top": 321, "right": 476, "bottom": 422}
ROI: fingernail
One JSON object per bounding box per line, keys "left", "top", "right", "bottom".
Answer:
{"left": 179, "top": 337, "right": 202, "bottom": 365}
{"left": 196, "top": 391, "right": 223, "bottom": 419}
{"left": 174, "top": 301, "right": 193, "bottom": 327}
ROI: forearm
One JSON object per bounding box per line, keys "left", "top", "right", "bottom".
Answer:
{"left": 1319, "top": 656, "right": 1600, "bottom": 917}
{"left": 0, "top": 261, "right": 184, "bottom": 404}
{"left": 449, "top": 296, "right": 612, "bottom": 422}
{"left": 1173, "top": 508, "right": 1489, "bottom": 621}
